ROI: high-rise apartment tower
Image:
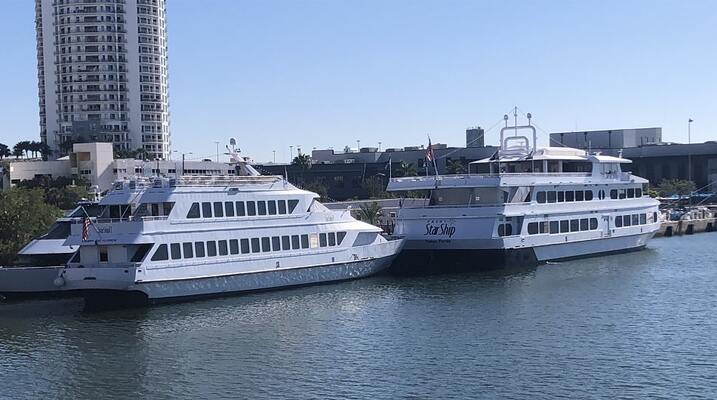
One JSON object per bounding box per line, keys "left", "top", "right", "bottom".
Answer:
{"left": 35, "top": 0, "right": 170, "bottom": 159}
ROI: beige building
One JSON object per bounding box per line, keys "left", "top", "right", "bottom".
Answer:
{"left": 1, "top": 142, "right": 235, "bottom": 192}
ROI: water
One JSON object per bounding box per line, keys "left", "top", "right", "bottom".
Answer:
{"left": 2, "top": 233, "right": 717, "bottom": 399}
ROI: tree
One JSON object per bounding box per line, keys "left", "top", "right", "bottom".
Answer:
{"left": 356, "top": 201, "right": 383, "bottom": 225}
{"left": 12, "top": 143, "right": 23, "bottom": 159}
{"left": 657, "top": 179, "right": 696, "bottom": 198}
{"left": 291, "top": 153, "right": 312, "bottom": 170}
{"left": 0, "top": 143, "right": 10, "bottom": 159}
{"left": 0, "top": 189, "right": 63, "bottom": 264}
{"left": 362, "top": 176, "right": 391, "bottom": 199}
{"left": 16, "top": 175, "right": 89, "bottom": 209}
{"left": 396, "top": 161, "right": 417, "bottom": 177}
{"left": 446, "top": 159, "right": 467, "bottom": 174}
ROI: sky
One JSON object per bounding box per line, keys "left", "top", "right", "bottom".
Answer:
{"left": 1, "top": 0, "right": 716, "bottom": 163}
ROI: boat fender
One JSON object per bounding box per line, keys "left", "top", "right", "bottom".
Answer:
{"left": 53, "top": 276, "right": 66, "bottom": 288}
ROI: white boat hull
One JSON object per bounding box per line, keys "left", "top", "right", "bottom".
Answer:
{"left": 0, "top": 266, "right": 68, "bottom": 297}
{"left": 62, "top": 240, "right": 403, "bottom": 306}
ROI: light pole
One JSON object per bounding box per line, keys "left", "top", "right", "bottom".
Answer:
{"left": 378, "top": 141, "right": 382, "bottom": 152}
{"left": 356, "top": 140, "right": 360, "bottom": 151}
{"left": 688, "top": 118, "right": 693, "bottom": 183}
{"left": 272, "top": 150, "right": 276, "bottom": 164}
{"left": 289, "top": 145, "right": 293, "bottom": 162}
{"left": 181, "top": 152, "right": 193, "bottom": 176}
{"left": 213, "top": 141, "right": 220, "bottom": 163}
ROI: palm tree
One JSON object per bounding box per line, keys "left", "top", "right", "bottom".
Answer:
{"left": 0, "top": 143, "right": 10, "bottom": 159}
{"left": 291, "top": 153, "right": 312, "bottom": 170}
{"left": 13, "top": 142, "right": 26, "bottom": 159}
{"left": 396, "top": 161, "right": 417, "bottom": 177}
{"left": 357, "top": 201, "right": 383, "bottom": 225}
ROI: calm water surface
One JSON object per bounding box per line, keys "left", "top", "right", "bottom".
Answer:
{"left": 2, "top": 233, "right": 717, "bottom": 399}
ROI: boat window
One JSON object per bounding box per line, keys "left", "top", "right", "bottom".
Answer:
{"left": 272, "top": 236, "right": 281, "bottom": 251}
{"left": 202, "top": 202, "right": 212, "bottom": 218}
{"left": 292, "top": 235, "right": 301, "bottom": 249}
{"left": 130, "top": 244, "right": 152, "bottom": 262}
{"left": 282, "top": 236, "right": 291, "bottom": 250}
{"left": 268, "top": 201, "right": 277, "bottom": 215}
{"left": 580, "top": 218, "right": 589, "bottom": 231}
{"left": 225, "top": 202, "right": 235, "bottom": 217}
{"left": 575, "top": 191, "right": 584, "bottom": 201}
{"left": 623, "top": 215, "right": 631, "bottom": 227}
{"left": 214, "top": 202, "right": 224, "bottom": 218}
{"left": 241, "top": 239, "right": 250, "bottom": 254}
{"left": 99, "top": 246, "right": 109, "bottom": 263}
{"left": 565, "top": 191, "right": 575, "bottom": 202}
{"left": 247, "top": 201, "right": 256, "bottom": 216}
{"left": 547, "top": 192, "right": 556, "bottom": 203}
{"left": 301, "top": 234, "right": 310, "bottom": 249}
{"left": 229, "top": 239, "right": 239, "bottom": 255}
{"left": 151, "top": 244, "right": 169, "bottom": 261}
{"left": 560, "top": 220, "right": 569, "bottom": 233}
{"left": 540, "top": 222, "right": 549, "bottom": 234}
{"left": 236, "top": 201, "right": 246, "bottom": 216}
{"left": 537, "top": 192, "right": 546, "bottom": 203}
{"left": 585, "top": 190, "right": 593, "bottom": 201}
{"left": 328, "top": 232, "right": 336, "bottom": 246}
{"left": 598, "top": 190, "right": 605, "bottom": 200}
{"left": 528, "top": 222, "right": 538, "bottom": 235}
{"left": 187, "top": 202, "right": 200, "bottom": 219}
{"left": 610, "top": 189, "right": 618, "bottom": 199}
{"left": 218, "top": 240, "right": 228, "bottom": 256}
{"left": 557, "top": 192, "right": 565, "bottom": 203}
{"left": 258, "top": 201, "right": 267, "bottom": 216}
{"left": 207, "top": 241, "right": 217, "bottom": 257}
{"left": 261, "top": 237, "right": 271, "bottom": 252}
{"left": 288, "top": 200, "right": 300, "bottom": 213}
{"left": 170, "top": 243, "right": 181, "bottom": 260}
{"left": 278, "top": 200, "right": 287, "bottom": 214}
{"left": 615, "top": 216, "right": 623, "bottom": 227}
{"left": 195, "top": 242, "right": 206, "bottom": 257}
{"left": 337, "top": 232, "right": 347, "bottom": 245}
{"left": 151, "top": 203, "right": 160, "bottom": 217}
{"left": 653, "top": 212, "right": 658, "bottom": 223}
{"left": 632, "top": 214, "right": 639, "bottom": 226}
{"left": 319, "top": 233, "right": 327, "bottom": 247}
{"left": 590, "top": 218, "right": 598, "bottom": 230}
{"left": 183, "top": 242, "right": 194, "bottom": 259}
{"left": 636, "top": 188, "right": 643, "bottom": 197}
{"left": 569, "top": 219, "right": 579, "bottom": 232}
{"left": 640, "top": 214, "right": 647, "bottom": 225}
{"left": 498, "top": 223, "right": 512, "bottom": 237}
{"left": 550, "top": 221, "right": 559, "bottom": 234}
{"left": 162, "top": 202, "right": 174, "bottom": 216}
{"left": 251, "top": 238, "right": 260, "bottom": 253}
{"left": 619, "top": 189, "right": 626, "bottom": 199}
{"left": 309, "top": 233, "right": 319, "bottom": 248}
{"left": 627, "top": 188, "right": 635, "bottom": 198}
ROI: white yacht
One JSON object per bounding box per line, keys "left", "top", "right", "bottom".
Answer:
{"left": 55, "top": 161, "right": 403, "bottom": 306}
{"left": 386, "top": 116, "right": 660, "bottom": 271}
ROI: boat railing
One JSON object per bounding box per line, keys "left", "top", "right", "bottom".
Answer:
{"left": 71, "top": 216, "right": 169, "bottom": 224}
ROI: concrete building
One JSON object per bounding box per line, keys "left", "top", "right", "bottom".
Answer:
{"left": 35, "top": 0, "right": 170, "bottom": 160}
{"left": 1, "top": 142, "right": 234, "bottom": 193}
{"left": 466, "top": 127, "right": 485, "bottom": 148}
{"left": 550, "top": 128, "right": 662, "bottom": 151}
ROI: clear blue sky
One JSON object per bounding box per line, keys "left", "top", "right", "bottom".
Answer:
{"left": 1, "top": 0, "right": 716, "bottom": 163}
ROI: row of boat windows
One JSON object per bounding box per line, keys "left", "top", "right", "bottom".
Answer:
{"left": 187, "top": 200, "right": 300, "bottom": 219}
{"left": 523, "top": 218, "right": 600, "bottom": 236}
{"left": 615, "top": 213, "right": 650, "bottom": 227}
{"left": 150, "top": 232, "right": 347, "bottom": 261}
{"left": 535, "top": 187, "right": 643, "bottom": 204}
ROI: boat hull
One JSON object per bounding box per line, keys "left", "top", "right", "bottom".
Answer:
{"left": 82, "top": 253, "right": 398, "bottom": 308}
{"left": 390, "top": 232, "right": 655, "bottom": 274}
{"left": 0, "top": 266, "right": 70, "bottom": 299}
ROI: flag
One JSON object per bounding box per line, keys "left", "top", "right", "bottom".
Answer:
{"left": 82, "top": 216, "right": 90, "bottom": 241}
{"left": 426, "top": 139, "right": 435, "bottom": 163}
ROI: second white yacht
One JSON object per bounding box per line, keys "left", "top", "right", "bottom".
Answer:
{"left": 386, "top": 114, "right": 660, "bottom": 271}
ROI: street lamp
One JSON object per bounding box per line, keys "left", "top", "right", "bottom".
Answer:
{"left": 688, "top": 118, "right": 694, "bottom": 200}
{"left": 173, "top": 151, "right": 193, "bottom": 176}
{"left": 272, "top": 150, "right": 276, "bottom": 164}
